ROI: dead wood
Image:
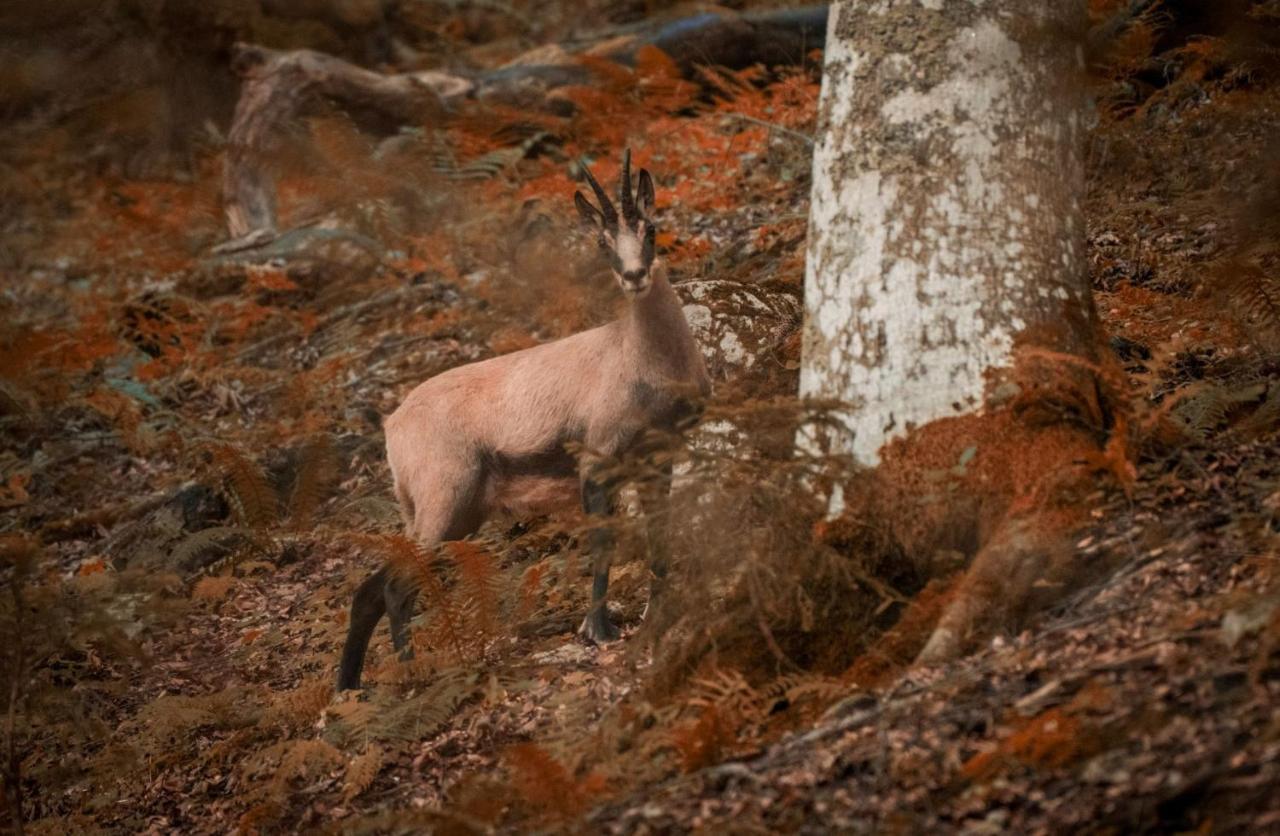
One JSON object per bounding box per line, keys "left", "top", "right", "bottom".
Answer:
{"left": 218, "top": 6, "right": 830, "bottom": 247}
{"left": 37, "top": 492, "right": 172, "bottom": 545}
{"left": 220, "top": 42, "right": 457, "bottom": 247}
{"left": 102, "top": 434, "right": 378, "bottom": 575}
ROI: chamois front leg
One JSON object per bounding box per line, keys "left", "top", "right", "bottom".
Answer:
{"left": 640, "top": 456, "right": 674, "bottom": 621}
{"left": 579, "top": 469, "right": 621, "bottom": 643}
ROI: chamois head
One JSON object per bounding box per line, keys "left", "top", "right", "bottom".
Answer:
{"left": 574, "top": 149, "right": 657, "bottom": 299}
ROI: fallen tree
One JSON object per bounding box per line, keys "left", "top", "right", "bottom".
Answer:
{"left": 219, "top": 6, "right": 830, "bottom": 248}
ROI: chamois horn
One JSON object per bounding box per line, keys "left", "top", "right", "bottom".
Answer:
{"left": 619, "top": 148, "right": 636, "bottom": 223}
{"left": 580, "top": 159, "right": 617, "bottom": 227}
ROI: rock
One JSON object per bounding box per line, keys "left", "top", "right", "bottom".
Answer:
{"left": 104, "top": 433, "right": 379, "bottom": 575}
{"left": 677, "top": 280, "right": 800, "bottom": 384}
{"left": 105, "top": 483, "right": 230, "bottom": 573}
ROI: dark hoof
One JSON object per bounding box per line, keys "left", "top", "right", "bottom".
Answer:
{"left": 578, "top": 608, "right": 621, "bottom": 644}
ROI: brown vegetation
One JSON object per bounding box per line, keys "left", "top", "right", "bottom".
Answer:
{"left": 1, "top": 0, "right": 1279, "bottom": 832}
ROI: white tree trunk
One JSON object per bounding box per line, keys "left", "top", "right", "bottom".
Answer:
{"left": 800, "top": 0, "right": 1094, "bottom": 467}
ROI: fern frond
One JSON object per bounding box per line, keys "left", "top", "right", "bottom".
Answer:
{"left": 265, "top": 678, "right": 334, "bottom": 732}
{"left": 448, "top": 540, "right": 500, "bottom": 648}
{"left": 204, "top": 530, "right": 276, "bottom": 576}
{"left": 133, "top": 690, "right": 258, "bottom": 761}
{"left": 505, "top": 742, "right": 607, "bottom": 820}
{"left": 288, "top": 433, "right": 339, "bottom": 527}
{"left": 370, "top": 668, "right": 479, "bottom": 742}
{"left": 199, "top": 441, "right": 277, "bottom": 527}
{"left": 686, "top": 668, "right": 757, "bottom": 717}
{"left": 1231, "top": 381, "right": 1280, "bottom": 438}
{"left": 1173, "top": 381, "right": 1267, "bottom": 441}
{"left": 273, "top": 738, "right": 344, "bottom": 789}
{"left": 334, "top": 496, "right": 404, "bottom": 530}
{"left": 1220, "top": 260, "right": 1280, "bottom": 351}
{"left": 766, "top": 673, "right": 848, "bottom": 712}
{"left": 136, "top": 695, "right": 217, "bottom": 735}
{"left": 169, "top": 525, "right": 261, "bottom": 575}
{"left": 516, "top": 562, "right": 547, "bottom": 623}
{"left": 356, "top": 533, "right": 472, "bottom": 665}
{"left": 191, "top": 574, "right": 236, "bottom": 601}
{"left": 666, "top": 705, "right": 733, "bottom": 773}
{"left": 324, "top": 700, "right": 377, "bottom": 750}
{"left": 199, "top": 728, "right": 258, "bottom": 768}
{"left": 342, "top": 745, "right": 383, "bottom": 802}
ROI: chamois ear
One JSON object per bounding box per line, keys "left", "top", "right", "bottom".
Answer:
{"left": 574, "top": 191, "right": 604, "bottom": 231}
{"left": 636, "top": 169, "right": 655, "bottom": 219}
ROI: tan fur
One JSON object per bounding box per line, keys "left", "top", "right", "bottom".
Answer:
{"left": 384, "top": 259, "right": 710, "bottom": 544}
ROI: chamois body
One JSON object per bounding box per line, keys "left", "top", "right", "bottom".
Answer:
{"left": 386, "top": 260, "right": 705, "bottom": 531}
{"left": 338, "top": 151, "right": 710, "bottom": 690}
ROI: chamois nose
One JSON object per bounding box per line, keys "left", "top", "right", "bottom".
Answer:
{"left": 619, "top": 268, "right": 651, "bottom": 298}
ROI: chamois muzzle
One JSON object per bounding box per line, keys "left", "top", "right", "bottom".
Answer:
{"left": 620, "top": 268, "right": 651, "bottom": 298}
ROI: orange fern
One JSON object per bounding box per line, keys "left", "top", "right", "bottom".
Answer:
{"left": 505, "top": 743, "right": 607, "bottom": 820}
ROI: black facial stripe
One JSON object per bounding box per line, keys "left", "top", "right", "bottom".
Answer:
{"left": 609, "top": 251, "right": 623, "bottom": 272}
{"left": 642, "top": 227, "right": 655, "bottom": 265}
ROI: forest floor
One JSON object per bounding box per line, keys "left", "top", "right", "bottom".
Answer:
{"left": 3, "top": 5, "right": 1280, "bottom": 834}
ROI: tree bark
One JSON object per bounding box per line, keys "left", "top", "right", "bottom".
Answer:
{"left": 801, "top": 1, "right": 1106, "bottom": 660}
{"left": 801, "top": 0, "right": 1093, "bottom": 465}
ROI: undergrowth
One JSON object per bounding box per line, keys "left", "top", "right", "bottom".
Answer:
{"left": 2, "top": 1, "right": 1280, "bottom": 832}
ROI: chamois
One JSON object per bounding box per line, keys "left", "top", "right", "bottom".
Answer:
{"left": 338, "top": 150, "right": 711, "bottom": 690}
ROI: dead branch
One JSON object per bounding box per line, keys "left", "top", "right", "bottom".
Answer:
{"left": 219, "top": 7, "right": 830, "bottom": 247}
{"left": 221, "top": 43, "right": 460, "bottom": 247}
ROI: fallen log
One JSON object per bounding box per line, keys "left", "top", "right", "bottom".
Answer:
{"left": 221, "top": 44, "right": 457, "bottom": 244}
{"left": 219, "top": 6, "right": 830, "bottom": 248}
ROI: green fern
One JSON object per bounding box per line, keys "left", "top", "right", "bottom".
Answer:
{"left": 1172, "top": 380, "right": 1269, "bottom": 441}
{"left": 369, "top": 668, "right": 480, "bottom": 742}
{"left": 168, "top": 525, "right": 254, "bottom": 574}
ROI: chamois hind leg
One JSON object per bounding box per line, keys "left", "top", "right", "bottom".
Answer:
{"left": 579, "top": 466, "right": 621, "bottom": 643}
{"left": 385, "top": 463, "right": 486, "bottom": 659}
{"left": 384, "top": 477, "right": 418, "bottom": 658}
{"left": 338, "top": 565, "right": 392, "bottom": 691}
{"left": 336, "top": 462, "right": 483, "bottom": 690}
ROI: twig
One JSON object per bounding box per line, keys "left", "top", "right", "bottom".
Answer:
{"left": 3, "top": 552, "right": 27, "bottom": 835}
{"left": 38, "top": 492, "right": 171, "bottom": 544}
{"left": 235, "top": 284, "right": 421, "bottom": 362}
{"left": 719, "top": 113, "right": 814, "bottom": 147}
{"left": 746, "top": 571, "right": 802, "bottom": 673}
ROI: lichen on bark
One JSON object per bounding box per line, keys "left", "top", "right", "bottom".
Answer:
{"left": 801, "top": 0, "right": 1094, "bottom": 466}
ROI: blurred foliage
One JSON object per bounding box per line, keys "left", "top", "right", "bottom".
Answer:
{"left": 1, "top": 0, "right": 1280, "bottom": 831}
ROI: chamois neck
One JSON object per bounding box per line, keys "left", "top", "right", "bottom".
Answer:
{"left": 623, "top": 260, "right": 685, "bottom": 352}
